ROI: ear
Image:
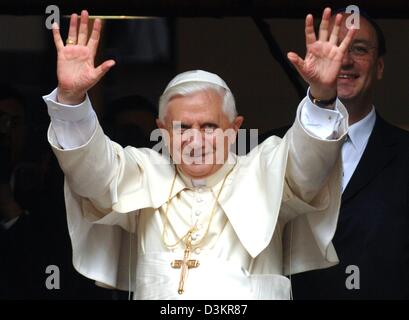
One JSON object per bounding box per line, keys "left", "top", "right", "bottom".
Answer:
{"left": 156, "top": 118, "right": 165, "bottom": 129}
{"left": 156, "top": 118, "right": 170, "bottom": 147}
{"left": 233, "top": 116, "right": 244, "bottom": 132}
{"left": 376, "top": 56, "right": 385, "bottom": 80}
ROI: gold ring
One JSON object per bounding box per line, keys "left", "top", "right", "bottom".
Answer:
{"left": 66, "top": 38, "right": 76, "bottom": 45}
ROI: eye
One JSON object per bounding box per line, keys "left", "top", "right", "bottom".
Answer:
{"left": 202, "top": 124, "right": 218, "bottom": 134}
{"left": 172, "top": 123, "right": 189, "bottom": 133}
{"left": 351, "top": 45, "right": 369, "bottom": 55}
{"left": 203, "top": 123, "right": 218, "bottom": 129}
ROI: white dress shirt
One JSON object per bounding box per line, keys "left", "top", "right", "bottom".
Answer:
{"left": 44, "top": 87, "right": 344, "bottom": 149}
{"left": 341, "top": 107, "right": 376, "bottom": 191}
{"left": 2, "top": 89, "right": 344, "bottom": 231}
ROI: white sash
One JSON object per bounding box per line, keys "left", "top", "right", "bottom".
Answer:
{"left": 133, "top": 252, "right": 291, "bottom": 300}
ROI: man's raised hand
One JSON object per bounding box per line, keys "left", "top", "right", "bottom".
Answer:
{"left": 52, "top": 10, "right": 115, "bottom": 105}
{"left": 287, "top": 8, "right": 356, "bottom": 102}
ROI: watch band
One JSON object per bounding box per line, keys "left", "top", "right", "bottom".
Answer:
{"left": 308, "top": 91, "right": 337, "bottom": 107}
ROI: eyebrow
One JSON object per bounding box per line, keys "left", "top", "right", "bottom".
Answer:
{"left": 351, "top": 39, "right": 375, "bottom": 46}
{"left": 201, "top": 122, "right": 219, "bottom": 128}
{"left": 171, "top": 122, "right": 185, "bottom": 129}
{"left": 172, "top": 122, "right": 219, "bottom": 129}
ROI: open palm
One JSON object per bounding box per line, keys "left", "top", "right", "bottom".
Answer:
{"left": 52, "top": 10, "right": 115, "bottom": 104}
{"left": 288, "top": 8, "right": 356, "bottom": 99}
{"left": 302, "top": 40, "right": 346, "bottom": 86}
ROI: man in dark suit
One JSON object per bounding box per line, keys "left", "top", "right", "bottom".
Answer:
{"left": 263, "top": 12, "right": 409, "bottom": 299}
{"left": 0, "top": 86, "right": 113, "bottom": 299}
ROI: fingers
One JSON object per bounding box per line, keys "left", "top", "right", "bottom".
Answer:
{"left": 339, "top": 27, "right": 357, "bottom": 54}
{"left": 87, "top": 18, "right": 102, "bottom": 57}
{"left": 329, "top": 13, "right": 342, "bottom": 45}
{"left": 77, "top": 10, "right": 89, "bottom": 46}
{"left": 287, "top": 52, "right": 304, "bottom": 76}
{"left": 305, "top": 14, "right": 316, "bottom": 47}
{"left": 94, "top": 59, "right": 116, "bottom": 81}
{"left": 52, "top": 23, "right": 64, "bottom": 51}
{"left": 318, "top": 7, "right": 331, "bottom": 41}
{"left": 67, "top": 13, "right": 78, "bottom": 44}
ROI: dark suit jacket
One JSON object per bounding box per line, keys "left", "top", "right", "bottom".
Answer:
{"left": 262, "top": 115, "right": 409, "bottom": 299}
{"left": 0, "top": 157, "right": 113, "bottom": 300}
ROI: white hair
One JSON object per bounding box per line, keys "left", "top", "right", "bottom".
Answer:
{"left": 158, "top": 82, "right": 237, "bottom": 122}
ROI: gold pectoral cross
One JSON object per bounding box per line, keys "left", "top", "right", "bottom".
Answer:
{"left": 171, "top": 244, "right": 200, "bottom": 294}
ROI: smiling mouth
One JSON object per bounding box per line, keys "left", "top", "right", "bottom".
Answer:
{"left": 188, "top": 155, "right": 209, "bottom": 159}
{"left": 337, "top": 74, "right": 359, "bottom": 79}
{"left": 183, "top": 153, "right": 214, "bottom": 165}
{"left": 183, "top": 152, "right": 212, "bottom": 158}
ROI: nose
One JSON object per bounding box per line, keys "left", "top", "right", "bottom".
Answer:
{"left": 341, "top": 49, "right": 354, "bottom": 68}
{"left": 181, "top": 128, "right": 205, "bottom": 157}
{"left": 189, "top": 128, "right": 202, "bottom": 145}
{"left": 181, "top": 128, "right": 203, "bottom": 146}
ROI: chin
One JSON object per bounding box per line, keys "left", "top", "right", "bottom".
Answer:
{"left": 182, "top": 163, "right": 215, "bottom": 178}
{"left": 337, "top": 83, "right": 361, "bottom": 101}
{"left": 338, "top": 94, "right": 355, "bottom": 102}
{"left": 337, "top": 88, "right": 358, "bottom": 102}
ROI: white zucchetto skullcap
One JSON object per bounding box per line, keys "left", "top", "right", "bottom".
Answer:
{"left": 163, "top": 70, "right": 231, "bottom": 94}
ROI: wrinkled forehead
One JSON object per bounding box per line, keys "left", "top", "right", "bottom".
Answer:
{"left": 166, "top": 89, "right": 225, "bottom": 122}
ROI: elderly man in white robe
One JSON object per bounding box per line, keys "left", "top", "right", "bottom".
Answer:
{"left": 44, "top": 8, "right": 354, "bottom": 299}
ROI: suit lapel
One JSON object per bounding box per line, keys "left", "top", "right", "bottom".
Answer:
{"left": 342, "top": 115, "right": 400, "bottom": 204}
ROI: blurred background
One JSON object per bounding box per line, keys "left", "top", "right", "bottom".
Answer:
{"left": 0, "top": 0, "right": 408, "bottom": 299}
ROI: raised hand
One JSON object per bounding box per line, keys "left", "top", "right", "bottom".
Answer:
{"left": 52, "top": 10, "right": 115, "bottom": 105}
{"left": 287, "top": 8, "right": 356, "bottom": 101}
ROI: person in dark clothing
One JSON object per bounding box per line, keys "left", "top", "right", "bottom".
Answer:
{"left": 0, "top": 85, "right": 112, "bottom": 299}
{"left": 263, "top": 12, "right": 409, "bottom": 299}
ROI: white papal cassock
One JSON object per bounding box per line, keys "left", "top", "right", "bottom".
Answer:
{"left": 44, "top": 89, "right": 348, "bottom": 299}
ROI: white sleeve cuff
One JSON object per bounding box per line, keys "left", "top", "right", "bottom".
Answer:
{"left": 43, "top": 88, "right": 97, "bottom": 149}
{"left": 43, "top": 88, "right": 94, "bottom": 122}
{"left": 300, "top": 88, "right": 346, "bottom": 140}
